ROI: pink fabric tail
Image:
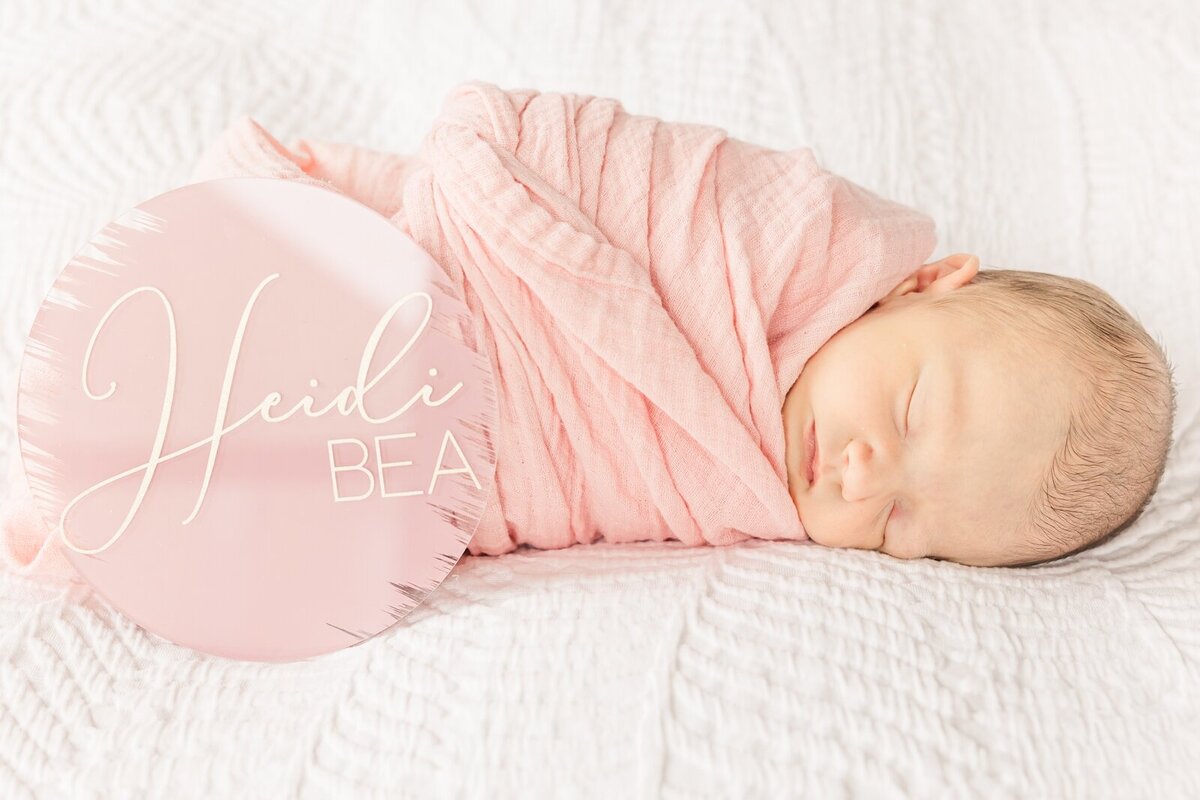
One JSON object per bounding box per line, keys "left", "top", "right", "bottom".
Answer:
{"left": 2, "top": 81, "right": 936, "bottom": 582}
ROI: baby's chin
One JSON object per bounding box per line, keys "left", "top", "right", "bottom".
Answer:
{"left": 789, "top": 493, "right": 835, "bottom": 549}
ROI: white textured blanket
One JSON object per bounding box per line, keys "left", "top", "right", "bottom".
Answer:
{"left": 1, "top": 1, "right": 1197, "bottom": 797}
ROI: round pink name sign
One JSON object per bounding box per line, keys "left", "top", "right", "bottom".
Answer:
{"left": 16, "top": 177, "right": 499, "bottom": 662}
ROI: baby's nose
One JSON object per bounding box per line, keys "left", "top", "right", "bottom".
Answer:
{"left": 839, "top": 439, "right": 900, "bottom": 502}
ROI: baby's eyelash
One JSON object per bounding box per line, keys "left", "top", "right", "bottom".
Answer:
{"left": 888, "top": 373, "right": 919, "bottom": 542}
{"left": 904, "top": 380, "right": 917, "bottom": 436}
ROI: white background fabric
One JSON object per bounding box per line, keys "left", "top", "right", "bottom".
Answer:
{"left": 1, "top": 1, "right": 1198, "bottom": 796}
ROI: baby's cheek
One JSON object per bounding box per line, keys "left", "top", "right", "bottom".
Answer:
{"left": 796, "top": 497, "right": 886, "bottom": 552}
{"left": 883, "top": 535, "right": 926, "bottom": 560}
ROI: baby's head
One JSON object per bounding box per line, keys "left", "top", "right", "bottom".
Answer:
{"left": 782, "top": 253, "right": 1177, "bottom": 567}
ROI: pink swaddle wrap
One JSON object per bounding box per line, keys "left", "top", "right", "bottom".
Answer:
{"left": 1, "top": 81, "right": 937, "bottom": 581}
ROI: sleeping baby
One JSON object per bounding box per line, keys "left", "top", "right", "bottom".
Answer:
{"left": 783, "top": 251, "right": 1177, "bottom": 567}
{"left": 0, "top": 81, "right": 1179, "bottom": 580}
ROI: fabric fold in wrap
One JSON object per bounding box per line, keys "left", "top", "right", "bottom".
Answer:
{"left": 1, "top": 80, "right": 937, "bottom": 580}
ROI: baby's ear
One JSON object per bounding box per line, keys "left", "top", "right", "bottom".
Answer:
{"left": 880, "top": 253, "right": 981, "bottom": 304}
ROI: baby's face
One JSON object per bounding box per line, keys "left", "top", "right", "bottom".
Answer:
{"left": 782, "top": 288, "right": 1074, "bottom": 567}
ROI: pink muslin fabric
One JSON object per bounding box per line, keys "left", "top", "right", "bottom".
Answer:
{"left": 1, "top": 80, "right": 936, "bottom": 581}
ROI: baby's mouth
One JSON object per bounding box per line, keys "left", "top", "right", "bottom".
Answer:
{"left": 805, "top": 418, "right": 818, "bottom": 487}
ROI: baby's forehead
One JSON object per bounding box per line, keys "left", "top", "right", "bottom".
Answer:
{"left": 926, "top": 302, "right": 1077, "bottom": 384}
{"left": 927, "top": 289, "right": 1073, "bottom": 348}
